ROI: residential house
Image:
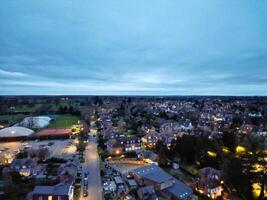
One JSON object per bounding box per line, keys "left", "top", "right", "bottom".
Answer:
{"left": 132, "top": 164, "right": 193, "bottom": 200}
{"left": 107, "top": 139, "right": 124, "bottom": 154}
{"left": 137, "top": 150, "right": 158, "bottom": 165}
{"left": 137, "top": 186, "right": 159, "bottom": 200}
{"left": 57, "top": 162, "right": 78, "bottom": 184}
{"left": 141, "top": 131, "right": 161, "bottom": 148}
{"left": 27, "top": 183, "right": 74, "bottom": 200}
{"left": 107, "top": 137, "right": 141, "bottom": 154}
{"left": 9, "top": 158, "right": 37, "bottom": 177}
{"left": 196, "top": 167, "right": 223, "bottom": 199}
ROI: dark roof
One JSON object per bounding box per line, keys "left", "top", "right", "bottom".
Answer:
{"left": 163, "top": 180, "right": 193, "bottom": 200}
{"left": 11, "top": 158, "right": 35, "bottom": 167}
{"left": 133, "top": 164, "right": 193, "bottom": 199}
{"left": 52, "top": 184, "right": 71, "bottom": 195}
{"left": 134, "top": 164, "right": 172, "bottom": 183}
{"left": 137, "top": 186, "right": 157, "bottom": 200}
{"left": 32, "top": 183, "right": 71, "bottom": 196}
{"left": 33, "top": 186, "right": 54, "bottom": 195}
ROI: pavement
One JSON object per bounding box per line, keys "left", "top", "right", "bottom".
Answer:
{"left": 79, "top": 135, "right": 102, "bottom": 200}
{"left": 27, "top": 139, "right": 76, "bottom": 159}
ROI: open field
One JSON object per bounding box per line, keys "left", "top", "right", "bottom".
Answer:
{"left": 48, "top": 114, "right": 79, "bottom": 128}
{"left": 0, "top": 114, "right": 27, "bottom": 123}
{"left": 13, "top": 104, "right": 43, "bottom": 113}
{"left": 6, "top": 102, "right": 81, "bottom": 114}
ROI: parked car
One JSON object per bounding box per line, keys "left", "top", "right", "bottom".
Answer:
{"left": 83, "top": 189, "right": 88, "bottom": 197}
{"left": 48, "top": 142, "right": 54, "bottom": 146}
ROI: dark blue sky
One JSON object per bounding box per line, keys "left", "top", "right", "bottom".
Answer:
{"left": 0, "top": 0, "right": 267, "bottom": 95}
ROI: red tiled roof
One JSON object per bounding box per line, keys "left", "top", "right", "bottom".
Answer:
{"left": 35, "top": 128, "right": 72, "bottom": 137}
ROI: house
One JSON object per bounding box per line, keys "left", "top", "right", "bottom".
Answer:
{"left": 196, "top": 167, "right": 223, "bottom": 199}
{"left": 57, "top": 161, "right": 80, "bottom": 186}
{"left": 27, "top": 183, "right": 74, "bottom": 200}
{"left": 126, "top": 179, "right": 138, "bottom": 189}
{"left": 110, "top": 132, "right": 126, "bottom": 139}
{"left": 141, "top": 132, "right": 161, "bottom": 148}
{"left": 107, "top": 137, "right": 141, "bottom": 154}
{"left": 132, "top": 164, "right": 193, "bottom": 200}
{"left": 107, "top": 139, "right": 124, "bottom": 154}
{"left": 137, "top": 150, "right": 158, "bottom": 165}
{"left": 123, "top": 138, "right": 141, "bottom": 152}
{"left": 114, "top": 176, "right": 124, "bottom": 186}
{"left": 137, "top": 186, "right": 159, "bottom": 200}
{"left": 9, "top": 158, "right": 37, "bottom": 177}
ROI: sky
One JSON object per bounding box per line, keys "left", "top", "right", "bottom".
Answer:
{"left": 0, "top": 0, "right": 267, "bottom": 95}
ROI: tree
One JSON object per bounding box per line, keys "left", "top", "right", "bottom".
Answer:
{"left": 97, "top": 134, "right": 107, "bottom": 151}
{"left": 155, "top": 140, "right": 164, "bottom": 153}
{"left": 222, "top": 131, "right": 237, "bottom": 152}
{"left": 93, "top": 96, "right": 103, "bottom": 106}
{"left": 27, "top": 116, "right": 36, "bottom": 129}
{"left": 16, "top": 151, "right": 28, "bottom": 159}
{"left": 158, "top": 144, "right": 168, "bottom": 167}
{"left": 223, "top": 139, "right": 266, "bottom": 200}
{"left": 10, "top": 172, "right": 23, "bottom": 184}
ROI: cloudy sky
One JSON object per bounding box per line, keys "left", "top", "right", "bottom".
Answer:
{"left": 0, "top": 0, "right": 267, "bottom": 95}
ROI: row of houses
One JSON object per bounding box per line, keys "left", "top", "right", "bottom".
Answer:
{"left": 2, "top": 156, "right": 80, "bottom": 200}
{"left": 26, "top": 160, "right": 80, "bottom": 200}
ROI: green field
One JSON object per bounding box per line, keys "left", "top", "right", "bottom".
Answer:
{"left": 48, "top": 114, "right": 79, "bottom": 128}
{"left": 0, "top": 114, "right": 27, "bottom": 123}
{"left": 8, "top": 102, "right": 81, "bottom": 113}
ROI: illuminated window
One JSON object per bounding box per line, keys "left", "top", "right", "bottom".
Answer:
{"left": 48, "top": 196, "right": 52, "bottom": 200}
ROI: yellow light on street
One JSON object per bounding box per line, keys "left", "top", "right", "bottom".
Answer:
{"left": 252, "top": 182, "right": 261, "bottom": 199}
{"left": 74, "top": 138, "right": 79, "bottom": 144}
{"left": 236, "top": 145, "right": 246, "bottom": 153}
{"left": 207, "top": 151, "right": 217, "bottom": 157}
{"left": 115, "top": 150, "right": 120, "bottom": 154}
{"left": 222, "top": 147, "right": 230, "bottom": 154}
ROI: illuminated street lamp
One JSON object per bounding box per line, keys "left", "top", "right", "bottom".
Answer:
{"left": 116, "top": 150, "right": 120, "bottom": 154}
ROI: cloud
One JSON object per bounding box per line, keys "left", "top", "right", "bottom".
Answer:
{"left": 0, "top": 0, "right": 267, "bottom": 95}
{"left": 0, "top": 69, "right": 26, "bottom": 77}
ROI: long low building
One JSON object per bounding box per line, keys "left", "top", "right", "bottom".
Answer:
{"left": 0, "top": 126, "right": 34, "bottom": 140}
{"left": 132, "top": 164, "right": 193, "bottom": 200}
{"left": 35, "top": 128, "right": 72, "bottom": 138}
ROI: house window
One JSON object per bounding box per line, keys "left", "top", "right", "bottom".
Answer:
{"left": 48, "top": 196, "right": 52, "bottom": 200}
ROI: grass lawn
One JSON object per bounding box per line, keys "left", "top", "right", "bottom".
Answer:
{"left": 167, "top": 168, "right": 193, "bottom": 183}
{"left": 0, "top": 114, "right": 27, "bottom": 123}
{"left": 13, "top": 104, "right": 43, "bottom": 113}
{"left": 48, "top": 114, "right": 79, "bottom": 128}
{"left": 9, "top": 102, "right": 81, "bottom": 113}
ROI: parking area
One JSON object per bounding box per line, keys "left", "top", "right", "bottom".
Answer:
{"left": 0, "top": 139, "right": 77, "bottom": 165}
{"left": 0, "top": 142, "right": 22, "bottom": 164}
{"left": 26, "top": 139, "right": 76, "bottom": 159}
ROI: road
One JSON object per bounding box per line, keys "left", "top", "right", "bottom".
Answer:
{"left": 79, "top": 135, "right": 102, "bottom": 200}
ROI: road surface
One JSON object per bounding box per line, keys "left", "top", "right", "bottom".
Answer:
{"left": 79, "top": 135, "right": 102, "bottom": 200}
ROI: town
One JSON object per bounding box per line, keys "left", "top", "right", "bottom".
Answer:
{"left": 0, "top": 96, "right": 266, "bottom": 200}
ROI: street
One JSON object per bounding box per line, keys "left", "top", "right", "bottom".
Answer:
{"left": 79, "top": 135, "right": 102, "bottom": 200}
